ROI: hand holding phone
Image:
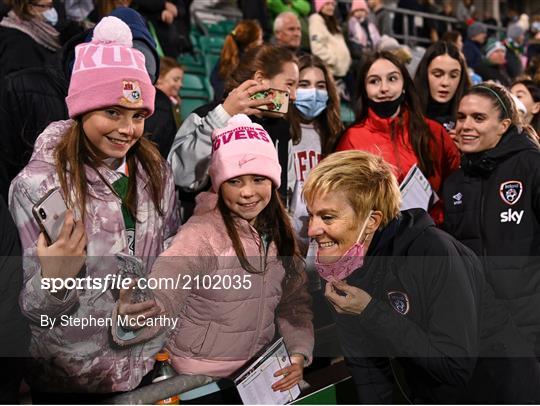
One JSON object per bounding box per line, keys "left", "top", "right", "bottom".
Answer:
{"left": 116, "top": 253, "right": 154, "bottom": 303}
{"left": 222, "top": 79, "right": 275, "bottom": 116}
{"left": 32, "top": 188, "right": 68, "bottom": 244}
{"left": 36, "top": 210, "right": 87, "bottom": 281}
{"left": 250, "top": 88, "right": 290, "bottom": 115}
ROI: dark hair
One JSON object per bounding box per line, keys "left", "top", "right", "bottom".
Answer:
{"left": 289, "top": 54, "right": 343, "bottom": 154}
{"left": 353, "top": 51, "right": 437, "bottom": 177}
{"left": 55, "top": 120, "right": 167, "bottom": 222}
{"left": 320, "top": 13, "right": 341, "bottom": 35}
{"left": 159, "top": 56, "right": 183, "bottom": 78}
{"left": 441, "top": 31, "right": 462, "bottom": 46}
{"left": 464, "top": 82, "right": 539, "bottom": 142}
{"left": 511, "top": 79, "right": 540, "bottom": 134}
{"left": 219, "top": 20, "right": 262, "bottom": 80}
{"left": 414, "top": 41, "right": 470, "bottom": 121}
{"left": 226, "top": 44, "right": 298, "bottom": 93}
{"left": 217, "top": 188, "right": 303, "bottom": 284}
{"left": 6, "top": 0, "right": 35, "bottom": 20}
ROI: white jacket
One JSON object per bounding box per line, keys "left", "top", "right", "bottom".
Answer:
{"left": 308, "top": 13, "right": 352, "bottom": 77}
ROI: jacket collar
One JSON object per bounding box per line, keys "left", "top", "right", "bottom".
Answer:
{"left": 363, "top": 107, "right": 409, "bottom": 134}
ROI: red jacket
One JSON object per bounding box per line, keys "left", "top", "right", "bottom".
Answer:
{"left": 336, "top": 108, "right": 460, "bottom": 223}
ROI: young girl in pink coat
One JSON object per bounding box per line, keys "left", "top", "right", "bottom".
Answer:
{"left": 114, "top": 114, "right": 314, "bottom": 393}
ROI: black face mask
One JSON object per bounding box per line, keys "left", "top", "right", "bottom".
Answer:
{"left": 368, "top": 93, "right": 406, "bottom": 118}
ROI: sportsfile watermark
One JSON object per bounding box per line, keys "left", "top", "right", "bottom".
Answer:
{"left": 41, "top": 274, "right": 253, "bottom": 293}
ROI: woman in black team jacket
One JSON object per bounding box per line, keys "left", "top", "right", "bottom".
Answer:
{"left": 304, "top": 150, "right": 540, "bottom": 403}
{"left": 443, "top": 82, "right": 540, "bottom": 360}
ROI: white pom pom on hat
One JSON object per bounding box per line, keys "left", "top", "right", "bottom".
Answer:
{"left": 92, "top": 16, "right": 133, "bottom": 47}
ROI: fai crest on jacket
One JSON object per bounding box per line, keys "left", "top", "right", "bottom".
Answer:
{"left": 387, "top": 291, "right": 410, "bottom": 315}
{"left": 499, "top": 181, "right": 523, "bottom": 205}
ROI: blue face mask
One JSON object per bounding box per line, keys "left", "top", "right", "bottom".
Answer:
{"left": 294, "top": 88, "right": 329, "bottom": 120}
{"left": 42, "top": 8, "right": 58, "bottom": 26}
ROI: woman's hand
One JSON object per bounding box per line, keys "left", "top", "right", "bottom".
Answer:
{"left": 222, "top": 80, "right": 273, "bottom": 116}
{"left": 272, "top": 353, "right": 305, "bottom": 392}
{"left": 325, "top": 280, "right": 372, "bottom": 315}
{"left": 117, "top": 282, "right": 161, "bottom": 331}
{"left": 37, "top": 210, "right": 87, "bottom": 281}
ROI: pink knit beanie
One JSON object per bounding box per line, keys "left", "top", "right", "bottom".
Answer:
{"left": 209, "top": 114, "right": 281, "bottom": 192}
{"left": 351, "top": 0, "right": 369, "bottom": 12}
{"left": 66, "top": 16, "right": 155, "bottom": 118}
{"left": 314, "top": 0, "right": 333, "bottom": 13}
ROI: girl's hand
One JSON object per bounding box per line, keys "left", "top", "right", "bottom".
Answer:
{"left": 37, "top": 210, "right": 87, "bottom": 281}
{"left": 272, "top": 354, "right": 305, "bottom": 392}
{"left": 325, "top": 280, "right": 372, "bottom": 315}
{"left": 165, "top": 1, "right": 178, "bottom": 17}
{"left": 118, "top": 282, "right": 161, "bottom": 331}
{"left": 222, "top": 80, "right": 274, "bottom": 116}
{"left": 161, "top": 9, "right": 174, "bottom": 24}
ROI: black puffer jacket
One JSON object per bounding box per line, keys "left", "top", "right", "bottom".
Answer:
{"left": 443, "top": 127, "right": 540, "bottom": 356}
{"left": 0, "top": 198, "right": 29, "bottom": 403}
{"left": 335, "top": 209, "right": 539, "bottom": 403}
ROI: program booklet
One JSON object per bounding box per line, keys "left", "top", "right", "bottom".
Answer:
{"left": 399, "top": 164, "right": 438, "bottom": 211}
{"left": 234, "top": 338, "right": 300, "bottom": 405}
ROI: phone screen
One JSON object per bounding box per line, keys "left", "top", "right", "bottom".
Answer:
{"left": 250, "top": 88, "right": 290, "bottom": 114}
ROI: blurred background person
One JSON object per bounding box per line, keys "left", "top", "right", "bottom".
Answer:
{"left": 504, "top": 23, "right": 526, "bottom": 80}
{"left": 511, "top": 79, "right": 540, "bottom": 134}
{"left": 367, "top": 0, "right": 391, "bottom": 36}
{"left": 476, "top": 39, "right": 511, "bottom": 87}
{"left": 309, "top": 0, "right": 351, "bottom": 96}
{"left": 267, "top": 0, "right": 310, "bottom": 51}
{"left": 211, "top": 19, "right": 263, "bottom": 102}
{"left": 441, "top": 30, "right": 464, "bottom": 51}
{"left": 463, "top": 21, "right": 487, "bottom": 71}
{"left": 0, "top": 0, "right": 61, "bottom": 81}
{"left": 273, "top": 11, "right": 303, "bottom": 53}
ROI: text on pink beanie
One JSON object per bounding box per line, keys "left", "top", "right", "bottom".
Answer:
{"left": 66, "top": 16, "right": 155, "bottom": 118}
{"left": 209, "top": 114, "right": 281, "bottom": 192}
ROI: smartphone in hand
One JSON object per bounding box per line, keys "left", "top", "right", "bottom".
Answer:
{"left": 116, "top": 253, "right": 154, "bottom": 303}
{"left": 250, "top": 88, "right": 290, "bottom": 114}
{"left": 32, "top": 188, "right": 68, "bottom": 244}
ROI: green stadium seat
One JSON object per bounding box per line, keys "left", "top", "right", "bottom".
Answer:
{"left": 198, "top": 36, "right": 225, "bottom": 55}
{"left": 181, "top": 97, "right": 209, "bottom": 120}
{"left": 340, "top": 102, "right": 355, "bottom": 124}
{"left": 180, "top": 73, "right": 210, "bottom": 99}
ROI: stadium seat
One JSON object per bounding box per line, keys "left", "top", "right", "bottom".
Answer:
{"left": 198, "top": 36, "right": 225, "bottom": 54}
{"left": 181, "top": 97, "right": 209, "bottom": 120}
{"left": 180, "top": 73, "right": 210, "bottom": 99}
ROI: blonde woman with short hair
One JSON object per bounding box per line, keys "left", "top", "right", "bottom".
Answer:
{"left": 304, "top": 150, "right": 540, "bottom": 403}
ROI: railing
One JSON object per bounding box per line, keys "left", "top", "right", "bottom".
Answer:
{"left": 380, "top": 5, "right": 505, "bottom": 46}
{"left": 107, "top": 374, "right": 215, "bottom": 404}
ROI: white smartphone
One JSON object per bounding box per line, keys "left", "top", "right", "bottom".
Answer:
{"left": 32, "top": 188, "right": 68, "bottom": 244}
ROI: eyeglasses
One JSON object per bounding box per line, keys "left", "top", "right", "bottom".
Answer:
{"left": 30, "top": 2, "right": 53, "bottom": 9}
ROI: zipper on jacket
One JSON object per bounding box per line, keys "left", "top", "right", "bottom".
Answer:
{"left": 479, "top": 180, "right": 489, "bottom": 261}
{"left": 251, "top": 232, "right": 268, "bottom": 357}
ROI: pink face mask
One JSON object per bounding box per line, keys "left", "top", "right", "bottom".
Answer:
{"left": 315, "top": 211, "right": 372, "bottom": 282}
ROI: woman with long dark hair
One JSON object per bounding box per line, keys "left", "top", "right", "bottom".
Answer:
{"left": 511, "top": 79, "right": 540, "bottom": 135}
{"left": 336, "top": 51, "right": 459, "bottom": 224}
{"left": 288, "top": 54, "right": 342, "bottom": 250}
{"left": 443, "top": 82, "right": 540, "bottom": 361}
{"left": 415, "top": 41, "right": 471, "bottom": 133}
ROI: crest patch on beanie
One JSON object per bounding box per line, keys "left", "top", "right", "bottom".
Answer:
{"left": 120, "top": 80, "right": 143, "bottom": 107}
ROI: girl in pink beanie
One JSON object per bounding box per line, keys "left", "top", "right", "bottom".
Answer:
{"left": 9, "top": 16, "right": 180, "bottom": 398}
{"left": 114, "top": 114, "right": 314, "bottom": 396}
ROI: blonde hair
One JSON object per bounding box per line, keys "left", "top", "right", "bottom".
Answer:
{"left": 303, "top": 151, "right": 401, "bottom": 227}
